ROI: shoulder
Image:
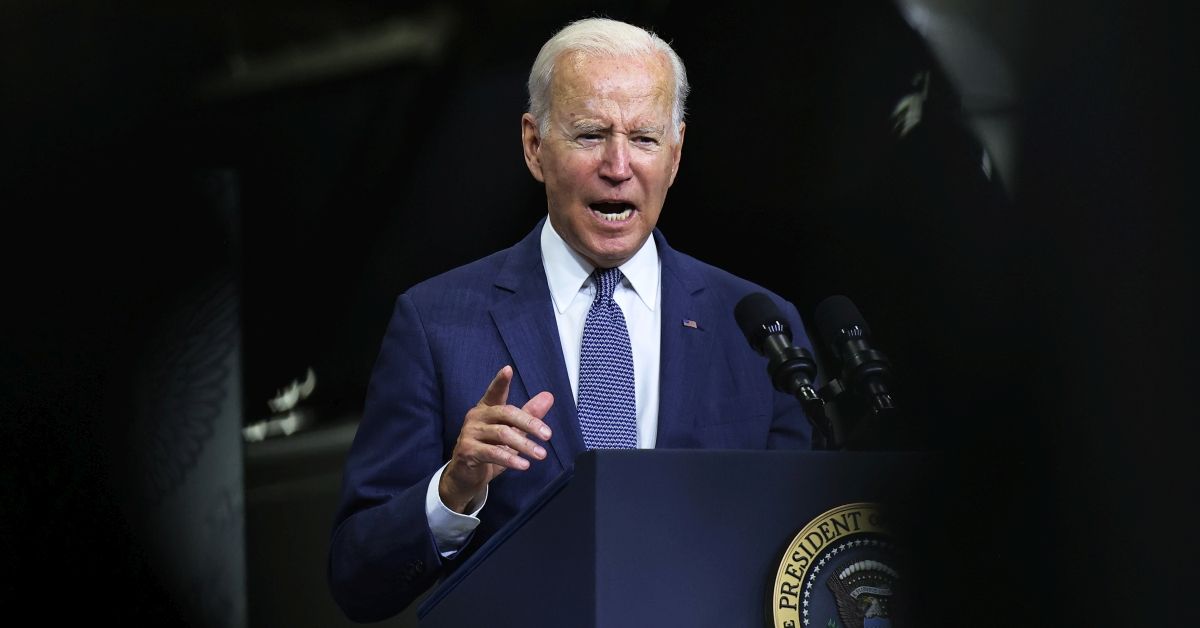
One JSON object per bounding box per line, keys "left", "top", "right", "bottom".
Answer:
{"left": 392, "top": 249, "right": 516, "bottom": 331}
{"left": 404, "top": 220, "right": 543, "bottom": 305}
{"left": 657, "top": 231, "right": 811, "bottom": 345}
{"left": 658, "top": 232, "right": 793, "bottom": 307}
{"left": 406, "top": 248, "right": 510, "bottom": 297}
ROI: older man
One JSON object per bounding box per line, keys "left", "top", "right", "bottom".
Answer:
{"left": 328, "top": 17, "right": 815, "bottom": 622}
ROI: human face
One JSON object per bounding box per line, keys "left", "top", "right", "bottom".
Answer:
{"left": 522, "top": 52, "right": 685, "bottom": 269}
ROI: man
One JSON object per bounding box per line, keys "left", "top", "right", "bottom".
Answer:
{"left": 328, "top": 17, "right": 816, "bottom": 622}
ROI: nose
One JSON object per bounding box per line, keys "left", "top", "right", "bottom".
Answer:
{"left": 598, "top": 137, "right": 632, "bottom": 184}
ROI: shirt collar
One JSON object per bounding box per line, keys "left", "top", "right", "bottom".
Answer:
{"left": 540, "top": 218, "right": 659, "bottom": 314}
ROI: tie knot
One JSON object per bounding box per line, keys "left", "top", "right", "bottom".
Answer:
{"left": 593, "top": 267, "right": 623, "bottom": 302}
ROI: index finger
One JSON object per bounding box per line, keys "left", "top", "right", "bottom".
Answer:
{"left": 478, "top": 365, "right": 513, "bottom": 408}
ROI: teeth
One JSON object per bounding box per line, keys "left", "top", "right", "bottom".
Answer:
{"left": 594, "top": 206, "right": 633, "bottom": 221}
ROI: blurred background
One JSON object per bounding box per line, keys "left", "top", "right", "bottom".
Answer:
{"left": 2, "top": 0, "right": 1195, "bottom": 626}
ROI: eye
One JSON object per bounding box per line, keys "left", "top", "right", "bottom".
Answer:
{"left": 633, "top": 135, "right": 660, "bottom": 147}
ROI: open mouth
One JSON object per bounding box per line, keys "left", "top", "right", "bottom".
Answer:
{"left": 590, "top": 202, "right": 634, "bottom": 222}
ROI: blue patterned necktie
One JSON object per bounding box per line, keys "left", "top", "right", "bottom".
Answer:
{"left": 577, "top": 266, "right": 637, "bottom": 449}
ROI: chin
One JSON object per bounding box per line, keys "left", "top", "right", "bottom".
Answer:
{"left": 587, "top": 240, "right": 642, "bottom": 267}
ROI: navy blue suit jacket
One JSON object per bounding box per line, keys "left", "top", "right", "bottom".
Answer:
{"left": 328, "top": 219, "right": 815, "bottom": 622}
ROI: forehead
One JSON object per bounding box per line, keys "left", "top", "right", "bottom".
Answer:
{"left": 551, "top": 52, "right": 674, "bottom": 118}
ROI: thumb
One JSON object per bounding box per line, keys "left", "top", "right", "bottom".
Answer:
{"left": 521, "top": 391, "right": 555, "bottom": 420}
{"left": 478, "top": 365, "right": 513, "bottom": 407}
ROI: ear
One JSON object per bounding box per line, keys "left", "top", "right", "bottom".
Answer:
{"left": 667, "top": 122, "right": 686, "bottom": 187}
{"left": 521, "top": 113, "right": 545, "bottom": 183}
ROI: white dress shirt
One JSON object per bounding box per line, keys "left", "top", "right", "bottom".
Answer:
{"left": 425, "top": 219, "right": 663, "bottom": 555}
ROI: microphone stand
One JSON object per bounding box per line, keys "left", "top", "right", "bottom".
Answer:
{"left": 816, "top": 376, "right": 898, "bottom": 451}
{"left": 797, "top": 389, "right": 843, "bottom": 451}
{"left": 813, "top": 294, "right": 900, "bottom": 451}
{"left": 766, "top": 346, "right": 844, "bottom": 450}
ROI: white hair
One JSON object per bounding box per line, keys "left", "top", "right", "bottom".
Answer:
{"left": 526, "top": 17, "right": 690, "bottom": 141}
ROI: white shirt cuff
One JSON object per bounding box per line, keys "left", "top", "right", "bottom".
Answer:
{"left": 425, "top": 463, "right": 487, "bottom": 558}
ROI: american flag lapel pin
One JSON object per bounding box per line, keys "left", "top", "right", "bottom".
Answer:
{"left": 682, "top": 318, "right": 699, "bottom": 329}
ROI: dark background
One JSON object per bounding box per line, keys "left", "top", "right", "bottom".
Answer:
{"left": 3, "top": 0, "right": 1196, "bottom": 625}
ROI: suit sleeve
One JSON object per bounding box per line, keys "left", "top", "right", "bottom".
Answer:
{"left": 327, "top": 293, "right": 451, "bottom": 622}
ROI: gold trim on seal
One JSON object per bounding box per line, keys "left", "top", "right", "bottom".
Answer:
{"left": 769, "top": 502, "right": 889, "bottom": 628}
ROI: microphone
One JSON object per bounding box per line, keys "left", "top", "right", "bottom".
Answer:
{"left": 814, "top": 295, "right": 895, "bottom": 414}
{"left": 734, "top": 292, "right": 844, "bottom": 449}
{"left": 734, "top": 292, "right": 820, "bottom": 404}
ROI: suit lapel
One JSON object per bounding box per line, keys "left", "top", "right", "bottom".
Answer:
{"left": 653, "top": 231, "right": 714, "bottom": 448}
{"left": 489, "top": 225, "right": 715, "bottom": 458}
{"left": 489, "top": 221, "right": 585, "bottom": 470}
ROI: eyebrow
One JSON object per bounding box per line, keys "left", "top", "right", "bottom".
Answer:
{"left": 571, "top": 120, "right": 608, "bottom": 134}
{"left": 569, "top": 121, "right": 666, "bottom": 136}
{"left": 629, "top": 125, "right": 666, "bottom": 136}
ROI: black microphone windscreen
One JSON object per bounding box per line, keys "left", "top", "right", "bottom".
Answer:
{"left": 734, "top": 292, "right": 790, "bottom": 352}
{"left": 815, "top": 294, "right": 872, "bottom": 342}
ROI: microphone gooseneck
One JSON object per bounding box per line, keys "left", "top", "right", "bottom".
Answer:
{"left": 814, "top": 295, "right": 895, "bottom": 416}
{"left": 734, "top": 292, "right": 840, "bottom": 449}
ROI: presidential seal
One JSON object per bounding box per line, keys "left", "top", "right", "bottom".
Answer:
{"left": 769, "top": 502, "right": 909, "bottom": 628}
